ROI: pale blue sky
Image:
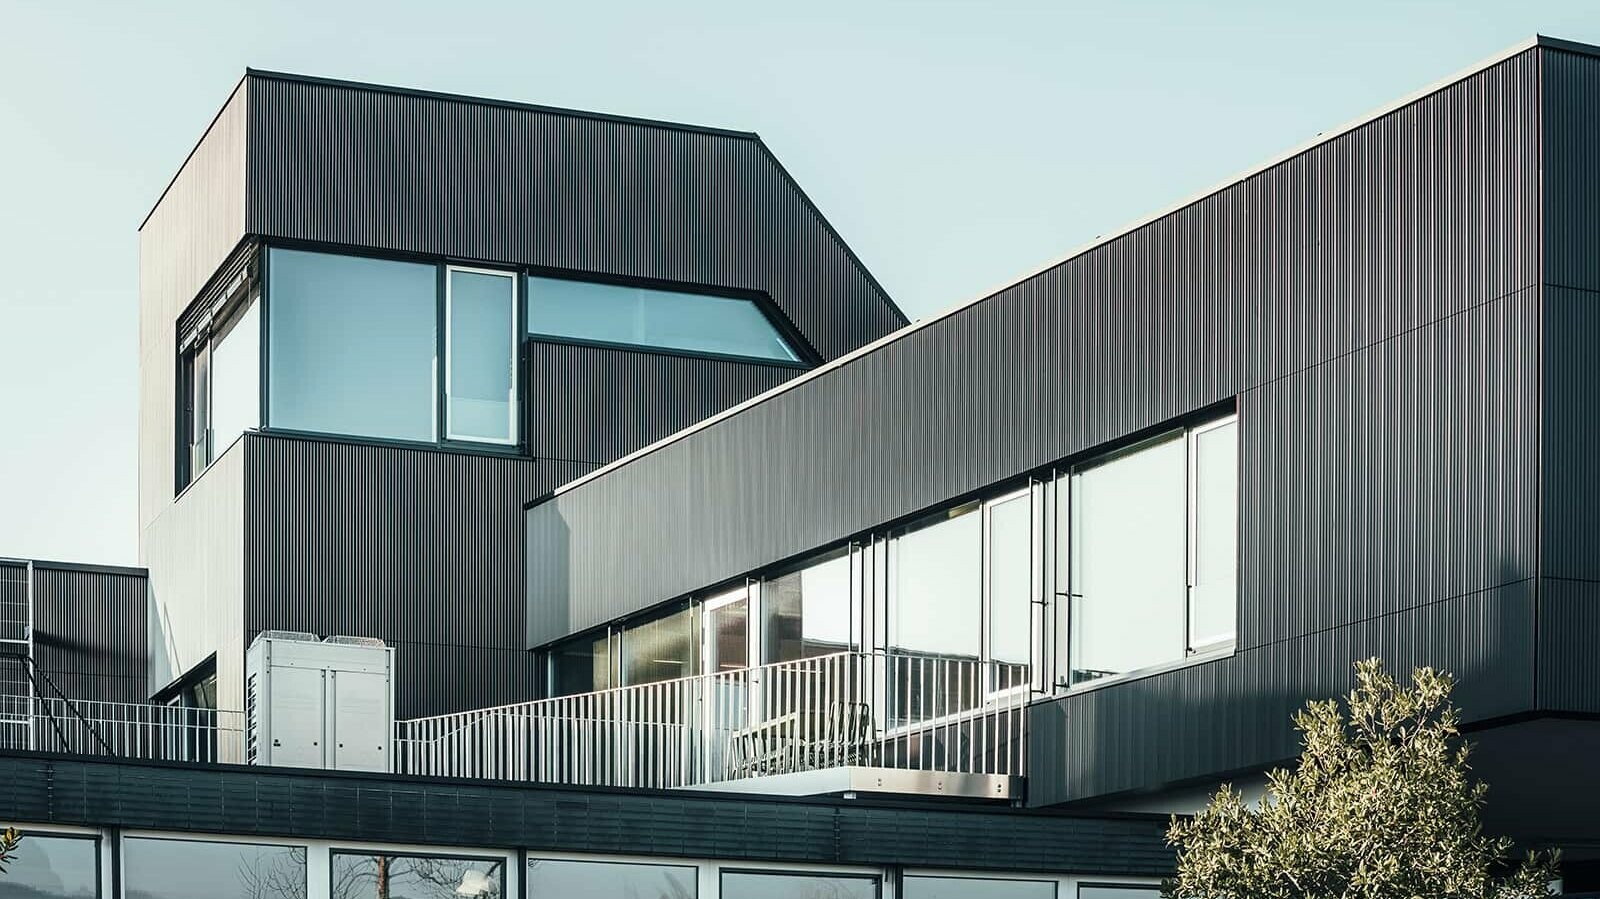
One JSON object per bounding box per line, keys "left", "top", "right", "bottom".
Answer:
{"left": 1, "top": 0, "right": 1595, "bottom": 565}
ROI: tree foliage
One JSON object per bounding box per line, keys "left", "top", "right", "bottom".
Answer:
{"left": 1165, "top": 659, "right": 1558, "bottom": 899}
{"left": 0, "top": 828, "right": 20, "bottom": 876}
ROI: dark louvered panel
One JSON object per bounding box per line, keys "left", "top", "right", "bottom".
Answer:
{"left": 526, "top": 341, "right": 800, "bottom": 464}
{"left": 1543, "top": 47, "right": 1600, "bottom": 293}
{"left": 241, "top": 433, "right": 592, "bottom": 716}
{"left": 0, "top": 753, "right": 1174, "bottom": 875}
{"left": 29, "top": 564, "right": 149, "bottom": 704}
{"left": 532, "top": 48, "right": 1543, "bottom": 638}
{"left": 241, "top": 72, "right": 905, "bottom": 363}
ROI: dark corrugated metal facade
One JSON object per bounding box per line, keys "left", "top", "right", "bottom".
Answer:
{"left": 0, "top": 753, "right": 1174, "bottom": 876}
{"left": 0, "top": 561, "right": 149, "bottom": 705}
{"left": 1537, "top": 46, "right": 1600, "bottom": 714}
{"left": 134, "top": 70, "right": 906, "bottom": 717}
{"left": 527, "top": 46, "right": 1573, "bottom": 804}
{"left": 241, "top": 71, "right": 906, "bottom": 360}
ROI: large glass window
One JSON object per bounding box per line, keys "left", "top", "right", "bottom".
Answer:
{"left": 1077, "top": 886, "right": 1160, "bottom": 899}
{"left": 621, "top": 605, "right": 699, "bottom": 687}
{"left": 267, "top": 248, "right": 438, "bottom": 442}
{"left": 331, "top": 851, "right": 505, "bottom": 898}
{"left": 720, "top": 871, "right": 878, "bottom": 899}
{"left": 123, "top": 836, "right": 306, "bottom": 899}
{"left": 528, "top": 276, "right": 800, "bottom": 363}
{"left": 447, "top": 268, "right": 518, "bottom": 444}
{"left": 1064, "top": 416, "right": 1239, "bottom": 687}
{"left": 210, "top": 296, "right": 260, "bottom": 458}
{"left": 905, "top": 875, "right": 1055, "bottom": 898}
{"left": 526, "top": 858, "right": 697, "bottom": 898}
{"left": 763, "top": 548, "right": 854, "bottom": 663}
{"left": 0, "top": 832, "right": 98, "bottom": 898}
{"left": 549, "top": 630, "right": 617, "bottom": 697}
{"left": 889, "top": 502, "right": 982, "bottom": 658}
{"left": 704, "top": 588, "right": 750, "bottom": 673}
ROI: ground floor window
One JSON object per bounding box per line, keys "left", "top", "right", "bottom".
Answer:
{"left": 331, "top": 851, "right": 505, "bottom": 898}
{"left": 0, "top": 831, "right": 99, "bottom": 898}
{"left": 122, "top": 836, "right": 306, "bottom": 899}
{"left": 720, "top": 870, "right": 879, "bottom": 898}
{"left": 526, "top": 858, "right": 698, "bottom": 897}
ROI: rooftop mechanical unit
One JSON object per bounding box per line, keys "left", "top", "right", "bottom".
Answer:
{"left": 245, "top": 630, "right": 394, "bottom": 772}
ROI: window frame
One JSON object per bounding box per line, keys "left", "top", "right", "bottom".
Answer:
{"left": 444, "top": 264, "right": 521, "bottom": 446}
{"left": 0, "top": 827, "right": 103, "bottom": 898}
{"left": 524, "top": 267, "right": 815, "bottom": 369}
{"left": 329, "top": 846, "right": 509, "bottom": 898}
{"left": 120, "top": 832, "right": 309, "bottom": 899}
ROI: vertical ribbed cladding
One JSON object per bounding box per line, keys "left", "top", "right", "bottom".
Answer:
{"left": 240, "top": 73, "right": 904, "bottom": 363}
{"left": 526, "top": 341, "right": 800, "bottom": 464}
{"left": 524, "top": 48, "right": 1549, "bottom": 803}
{"left": 241, "top": 432, "right": 592, "bottom": 717}
{"left": 1537, "top": 47, "right": 1600, "bottom": 714}
{"left": 29, "top": 564, "right": 150, "bottom": 703}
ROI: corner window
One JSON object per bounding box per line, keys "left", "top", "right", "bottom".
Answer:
{"left": 1063, "top": 416, "right": 1238, "bottom": 687}
{"left": 528, "top": 276, "right": 801, "bottom": 363}
{"left": 177, "top": 294, "right": 259, "bottom": 490}
{"left": 267, "top": 248, "right": 438, "bottom": 443}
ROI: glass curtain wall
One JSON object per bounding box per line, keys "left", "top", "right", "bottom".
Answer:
{"left": 762, "top": 548, "right": 854, "bottom": 663}
{"left": 620, "top": 605, "right": 700, "bottom": 687}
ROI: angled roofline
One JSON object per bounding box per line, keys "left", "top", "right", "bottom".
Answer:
{"left": 542, "top": 33, "right": 1598, "bottom": 502}
{"left": 141, "top": 68, "right": 908, "bottom": 324}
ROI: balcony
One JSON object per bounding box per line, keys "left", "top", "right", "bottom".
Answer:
{"left": 0, "top": 652, "right": 1028, "bottom": 800}
{"left": 395, "top": 650, "right": 1027, "bottom": 799}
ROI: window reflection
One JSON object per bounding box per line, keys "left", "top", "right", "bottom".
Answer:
{"left": 905, "top": 875, "right": 1055, "bottom": 898}
{"left": 123, "top": 837, "right": 305, "bottom": 899}
{"left": 763, "top": 548, "right": 853, "bottom": 663}
{"left": 526, "top": 858, "right": 697, "bottom": 898}
{"left": 528, "top": 276, "right": 799, "bottom": 362}
{"left": 1077, "top": 886, "right": 1161, "bottom": 899}
{"left": 621, "top": 605, "right": 699, "bottom": 687}
{"left": 550, "top": 630, "right": 616, "bottom": 696}
{"left": 447, "top": 268, "right": 517, "bottom": 444}
{"left": 331, "top": 852, "right": 504, "bottom": 899}
{"left": 889, "top": 503, "right": 981, "bottom": 658}
{"left": 0, "top": 832, "right": 98, "bottom": 898}
{"left": 720, "top": 871, "right": 878, "bottom": 899}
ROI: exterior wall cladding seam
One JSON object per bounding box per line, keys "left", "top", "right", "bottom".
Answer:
{"left": 527, "top": 47, "right": 1555, "bottom": 804}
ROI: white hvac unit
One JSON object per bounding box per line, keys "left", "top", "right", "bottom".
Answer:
{"left": 245, "top": 630, "right": 394, "bottom": 772}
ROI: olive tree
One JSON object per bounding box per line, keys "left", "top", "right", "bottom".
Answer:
{"left": 1165, "top": 659, "right": 1557, "bottom": 899}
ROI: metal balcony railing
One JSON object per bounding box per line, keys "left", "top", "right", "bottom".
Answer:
{"left": 1, "top": 696, "right": 244, "bottom": 764}
{"left": 394, "top": 650, "right": 1028, "bottom": 790}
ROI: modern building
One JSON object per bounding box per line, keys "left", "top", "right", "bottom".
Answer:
{"left": 2, "top": 33, "right": 1598, "bottom": 898}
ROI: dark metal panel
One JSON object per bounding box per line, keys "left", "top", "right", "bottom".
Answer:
{"left": 242, "top": 72, "right": 905, "bottom": 363}
{"left": 526, "top": 341, "right": 801, "bottom": 465}
{"left": 241, "top": 433, "right": 592, "bottom": 716}
{"left": 1543, "top": 48, "right": 1600, "bottom": 293}
{"left": 29, "top": 565, "right": 149, "bottom": 704}
{"left": 1535, "top": 579, "right": 1600, "bottom": 715}
{"left": 1028, "top": 581, "right": 1537, "bottom": 805}
{"left": 531, "top": 49, "right": 1544, "bottom": 640}
{"left": 0, "top": 753, "right": 1174, "bottom": 875}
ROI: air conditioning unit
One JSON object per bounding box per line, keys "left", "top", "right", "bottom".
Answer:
{"left": 245, "top": 631, "right": 394, "bottom": 772}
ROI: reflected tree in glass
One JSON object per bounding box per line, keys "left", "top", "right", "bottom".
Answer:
{"left": 330, "top": 853, "right": 503, "bottom": 899}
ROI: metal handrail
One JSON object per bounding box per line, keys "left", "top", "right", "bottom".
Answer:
{"left": 394, "top": 650, "right": 1028, "bottom": 789}
{"left": 4, "top": 695, "right": 244, "bottom": 764}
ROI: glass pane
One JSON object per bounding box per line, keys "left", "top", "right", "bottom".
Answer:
{"left": 123, "top": 837, "right": 305, "bottom": 899}
{"left": 0, "top": 833, "right": 98, "bottom": 898}
{"left": 528, "top": 276, "right": 799, "bottom": 362}
{"left": 905, "top": 875, "right": 1055, "bottom": 898}
{"left": 1190, "top": 421, "right": 1239, "bottom": 649}
{"left": 448, "top": 270, "right": 516, "bottom": 443}
{"left": 210, "top": 297, "right": 260, "bottom": 458}
{"left": 705, "top": 594, "right": 749, "bottom": 672}
{"left": 763, "top": 548, "right": 853, "bottom": 663}
{"left": 1069, "top": 436, "right": 1187, "bottom": 685}
{"left": 720, "top": 871, "right": 877, "bottom": 899}
{"left": 331, "top": 852, "right": 505, "bottom": 898}
{"left": 987, "top": 494, "right": 1031, "bottom": 667}
{"left": 526, "top": 858, "right": 697, "bottom": 898}
{"left": 189, "top": 346, "right": 210, "bottom": 463}
{"left": 622, "top": 605, "right": 698, "bottom": 686}
{"left": 268, "top": 248, "right": 437, "bottom": 442}
{"left": 550, "top": 631, "right": 613, "bottom": 696}
{"left": 1077, "top": 887, "right": 1161, "bottom": 899}
{"left": 890, "top": 504, "right": 981, "bottom": 658}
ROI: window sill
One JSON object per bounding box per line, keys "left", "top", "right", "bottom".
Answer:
{"left": 1050, "top": 642, "right": 1238, "bottom": 699}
